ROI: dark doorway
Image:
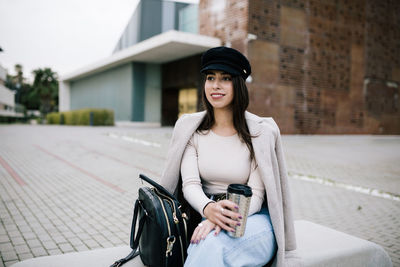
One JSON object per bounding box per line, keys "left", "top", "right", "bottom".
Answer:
{"left": 161, "top": 88, "right": 179, "bottom": 126}
{"left": 161, "top": 54, "right": 203, "bottom": 126}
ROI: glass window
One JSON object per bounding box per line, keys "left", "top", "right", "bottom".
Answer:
{"left": 178, "top": 88, "right": 198, "bottom": 117}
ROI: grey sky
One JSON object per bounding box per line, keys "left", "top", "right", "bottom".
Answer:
{"left": 0, "top": 0, "right": 198, "bottom": 80}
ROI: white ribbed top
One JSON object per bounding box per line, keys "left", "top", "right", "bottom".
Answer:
{"left": 181, "top": 130, "right": 265, "bottom": 217}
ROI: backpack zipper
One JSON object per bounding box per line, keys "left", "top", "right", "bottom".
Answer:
{"left": 152, "top": 189, "right": 175, "bottom": 258}
{"left": 154, "top": 188, "right": 186, "bottom": 264}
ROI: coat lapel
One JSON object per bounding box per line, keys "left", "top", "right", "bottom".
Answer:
{"left": 245, "top": 112, "right": 283, "bottom": 253}
{"left": 160, "top": 111, "right": 206, "bottom": 193}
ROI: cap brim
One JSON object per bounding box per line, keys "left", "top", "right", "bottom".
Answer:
{"left": 200, "top": 63, "right": 241, "bottom": 76}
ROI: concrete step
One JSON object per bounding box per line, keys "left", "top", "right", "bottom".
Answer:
{"left": 11, "top": 220, "right": 392, "bottom": 267}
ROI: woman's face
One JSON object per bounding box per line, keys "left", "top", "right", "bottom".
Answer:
{"left": 204, "top": 70, "right": 234, "bottom": 111}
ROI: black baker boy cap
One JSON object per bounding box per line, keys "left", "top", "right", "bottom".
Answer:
{"left": 200, "top": 46, "right": 251, "bottom": 80}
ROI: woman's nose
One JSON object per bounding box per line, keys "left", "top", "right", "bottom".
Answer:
{"left": 213, "top": 79, "right": 221, "bottom": 89}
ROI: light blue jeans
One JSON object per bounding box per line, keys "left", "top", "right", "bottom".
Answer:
{"left": 184, "top": 207, "right": 277, "bottom": 267}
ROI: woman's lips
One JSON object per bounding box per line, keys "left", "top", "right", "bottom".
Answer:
{"left": 210, "top": 93, "right": 225, "bottom": 99}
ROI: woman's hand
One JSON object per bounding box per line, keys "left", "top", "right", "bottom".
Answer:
{"left": 203, "top": 200, "right": 242, "bottom": 233}
{"left": 191, "top": 219, "right": 221, "bottom": 244}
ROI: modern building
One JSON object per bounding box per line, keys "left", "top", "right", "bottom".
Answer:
{"left": 60, "top": 0, "right": 400, "bottom": 134}
{"left": 60, "top": 0, "right": 220, "bottom": 126}
{"left": 0, "top": 64, "right": 23, "bottom": 118}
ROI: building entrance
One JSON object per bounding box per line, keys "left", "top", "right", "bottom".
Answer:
{"left": 161, "top": 54, "right": 202, "bottom": 126}
{"left": 178, "top": 88, "right": 197, "bottom": 117}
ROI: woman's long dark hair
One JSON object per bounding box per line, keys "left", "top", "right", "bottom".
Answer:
{"left": 197, "top": 75, "right": 255, "bottom": 160}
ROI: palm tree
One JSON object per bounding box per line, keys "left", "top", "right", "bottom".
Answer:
{"left": 32, "top": 68, "right": 59, "bottom": 116}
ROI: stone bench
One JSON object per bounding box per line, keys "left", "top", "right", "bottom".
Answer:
{"left": 11, "top": 220, "right": 392, "bottom": 267}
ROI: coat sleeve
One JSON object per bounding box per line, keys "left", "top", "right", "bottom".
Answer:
{"left": 160, "top": 114, "right": 188, "bottom": 194}
{"left": 272, "top": 120, "right": 297, "bottom": 251}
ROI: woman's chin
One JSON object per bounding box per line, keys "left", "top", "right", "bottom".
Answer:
{"left": 210, "top": 103, "right": 233, "bottom": 111}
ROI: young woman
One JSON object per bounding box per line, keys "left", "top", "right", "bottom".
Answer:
{"left": 161, "top": 47, "right": 299, "bottom": 267}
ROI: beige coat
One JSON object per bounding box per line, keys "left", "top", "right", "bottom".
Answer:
{"left": 160, "top": 111, "right": 301, "bottom": 267}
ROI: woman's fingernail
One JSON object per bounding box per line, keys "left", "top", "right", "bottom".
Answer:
{"left": 237, "top": 222, "right": 241, "bottom": 226}
{"left": 239, "top": 216, "right": 242, "bottom": 219}
{"left": 231, "top": 229, "right": 235, "bottom": 232}
{"left": 235, "top": 206, "right": 239, "bottom": 209}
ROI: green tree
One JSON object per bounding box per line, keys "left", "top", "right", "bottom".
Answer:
{"left": 32, "top": 68, "right": 59, "bottom": 115}
{"left": 5, "top": 64, "right": 40, "bottom": 111}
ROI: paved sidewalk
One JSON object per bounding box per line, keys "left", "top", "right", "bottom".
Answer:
{"left": 0, "top": 125, "right": 399, "bottom": 266}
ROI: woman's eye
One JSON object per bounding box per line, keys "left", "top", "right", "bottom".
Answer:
{"left": 206, "top": 76, "right": 215, "bottom": 81}
{"left": 222, "top": 76, "right": 232, "bottom": 81}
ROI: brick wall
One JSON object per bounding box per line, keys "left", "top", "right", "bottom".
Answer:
{"left": 199, "top": 0, "right": 249, "bottom": 52}
{"left": 199, "top": 0, "right": 400, "bottom": 134}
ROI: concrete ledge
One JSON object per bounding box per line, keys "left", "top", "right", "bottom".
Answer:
{"left": 11, "top": 220, "right": 392, "bottom": 267}
{"left": 295, "top": 220, "right": 392, "bottom": 267}
{"left": 11, "top": 246, "right": 145, "bottom": 267}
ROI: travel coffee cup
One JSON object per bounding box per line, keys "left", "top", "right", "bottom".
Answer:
{"left": 227, "top": 184, "right": 252, "bottom": 237}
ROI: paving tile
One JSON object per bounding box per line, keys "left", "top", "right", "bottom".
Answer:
{"left": 1, "top": 251, "right": 18, "bottom": 262}
{"left": 4, "top": 260, "right": 18, "bottom": 267}
{"left": 92, "top": 234, "right": 107, "bottom": 244}
{"left": 30, "top": 247, "right": 48, "bottom": 257}
{"left": 58, "top": 243, "right": 74, "bottom": 253}
{"left": 69, "top": 226, "right": 84, "bottom": 234}
{"left": 0, "top": 235, "right": 10, "bottom": 243}
{"left": 14, "top": 221, "right": 28, "bottom": 228}
{"left": 67, "top": 237, "right": 84, "bottom": 247}
{"left": 107, "top": 236, "right": 124, "bottom": 245}
{"left": 74, "top": 245, "right": 89, "bottom": 252}
{"left": 52, "top": 235, "right": 67, "bottom": 244}
{"left": 0, "top": 228, "right": 6, "bottom": 236}
{"left": 14, "top": 244, "right": 30, "bottom": 254}
{"left": 56, "top": 225, "right": 69, "bottom": 232}
{"left": 33, "top": 227, "right": 47, "bottom": 235}
{"left": 83, "top": 239, "right": 100, "bottom": 249}
{"left": 17, "top": 252, "right": 33, "bottom": 261}
{"left": 62, "top": 231, "right": 76, "bottom": 239}
{"left": 101, "top": 241, "right": 114, "bottom": 248}
{"left": 0, "top": 242, "right": 13, "bottom": 252}
{"left": 26, "top": 239, "right": 41, "bottom": 249}
{"left": 47, "top": 249, "right": 62, "bottom": 256}
{"left": 21, "top": 232, "right": 36, "bottom": 240}
{"left": 17, "top": 226, "right": 32, "bottom": 233}
{"left": 42, "top": 240, "right": 58, "bottom": 250}
{"left": 78, "top": 233, "right": 91, "bottom": 240}
{"left": 6, "top": 231, "right": 20, "bottom": 238}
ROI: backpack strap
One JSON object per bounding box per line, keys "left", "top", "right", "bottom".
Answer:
{"left": 139, "top": 174, "right": 177, "bottom": 201}
{"left": 110, "top": 249, "right": 140, "bottom": 267}
{"left": 110, "top": 199, "right": 146, "bottom": 267}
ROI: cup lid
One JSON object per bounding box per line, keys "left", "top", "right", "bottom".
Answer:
{"left": 227, "top": 184, "right": 253, "bottom": 197}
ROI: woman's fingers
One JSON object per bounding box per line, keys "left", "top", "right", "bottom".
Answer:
{"left": 190, "top": 226, "right": 201, "bottom": 243}
{"left": 214, "top": 225, "right": 221, "bottom": 236}
{"left": 215, "top": 217, "right": 237, "bottom": 233}
{"left": 203, "top": 200, "right": 243, "bottom": 233}
{"left": 220, "top": 206, "right": 242, "bottom": 221}
{"left": 219, "top": 200, "right": 242, "bottom": 219}
{"left": 205, "top": 201, "right": 242, "bottom": 221}
{"left": 190, "top": 220, "right": 216, "bottom": 244}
